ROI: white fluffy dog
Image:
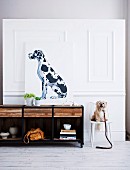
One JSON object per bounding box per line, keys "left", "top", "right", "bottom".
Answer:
{"left": 91, "top": 101, "right": 108, "bottom": 122}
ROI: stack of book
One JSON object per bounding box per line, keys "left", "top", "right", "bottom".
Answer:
{"left": 60, "top": 129, "right": 76, "bottom": 140}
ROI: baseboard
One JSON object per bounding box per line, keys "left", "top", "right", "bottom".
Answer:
{"left": 84, "top": 131, "right": 126, "bottom": 143}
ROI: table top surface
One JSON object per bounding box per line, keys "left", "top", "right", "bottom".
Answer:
{"left": 0, "top": 104, "right": 83, "bottom": 108}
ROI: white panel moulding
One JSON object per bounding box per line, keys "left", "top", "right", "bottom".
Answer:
{"left": 3, "top": 91, "right": 126, "bottom": 97}
{"left": 73, "top": 91, "right": 126, "bottom": 96}
{"left": 3, "top": 19, "right": 125, "bottom": 96}
{"left": 88, "top": 30, "right": 114, "bottom": 82}
{"left": 2, "top": 19, "right": 126, "bottom": 142}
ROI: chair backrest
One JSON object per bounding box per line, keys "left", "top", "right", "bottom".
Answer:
{"left": 87, "top": 101, "right": 109, "bottom": 122}
{"left": 87, "top": 102, "right": 96, "bottom": 121}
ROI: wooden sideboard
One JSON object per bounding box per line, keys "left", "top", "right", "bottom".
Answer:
{"left": 0, "top": 105, "right": 84, "bottom": 148}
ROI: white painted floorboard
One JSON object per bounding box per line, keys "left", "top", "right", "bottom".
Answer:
{"left": 0, "top": 142, "right": 130, "bottom": 170}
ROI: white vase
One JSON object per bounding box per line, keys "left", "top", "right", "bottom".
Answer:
{"left": 25, "top": 98, "right": 34, "bottom": 106}
{"left": 9, "top": 127, "right": 18, "bottom": 138}
{"left": 35, "top": 100, "right": 41, "bottom": 106}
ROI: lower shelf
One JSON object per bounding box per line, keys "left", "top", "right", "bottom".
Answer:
{"left": 0, "top": 137, "right": 22, "bottom": 141}
{"left": 0, "top": 138, "right": 83, "bottom": 147}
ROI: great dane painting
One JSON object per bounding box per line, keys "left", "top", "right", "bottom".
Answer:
{"left": 28, "top": 50, "right": 67, "bottom": 99}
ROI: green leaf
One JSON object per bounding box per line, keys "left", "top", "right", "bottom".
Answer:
{"left": 23, "top": 93, "right": 36, "bottom": 99}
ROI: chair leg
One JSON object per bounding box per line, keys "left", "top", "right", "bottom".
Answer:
{"left": 91, "top": 123, "right": 95, "bottom": 147}
{"left": 106, "top": 123, "right": 111, "bottom": 141}
{"left": 108, "top": 123, "right": 112, "bottom": 141}
{"left": 90, "top": 123, "right": 93, "bottom": 146}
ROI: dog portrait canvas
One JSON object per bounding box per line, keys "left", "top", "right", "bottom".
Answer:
{"left": 25, "top": 42, "right": 73, "bottom": 104}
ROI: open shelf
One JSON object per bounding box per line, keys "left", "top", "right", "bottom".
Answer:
{"left": 0, "top": 117, "right": 23, "bottom": 140}
{"left": 0, "top": 137, "right": 22, "bottom": 141}
{"left": 0, "top": 105, "right": 84, "bottom": 147}
{"left": 54, "top": 117, "right": 83, "bottom": 140}
{"left": 24, "top": 118, "right": 52, "bottom": 140}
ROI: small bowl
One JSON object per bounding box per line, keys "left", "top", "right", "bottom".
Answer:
{"left": 63, "top": 124, "right": 71, "bottom": 130}
{"left": 0, "top": 132, "right": 10, "bottom": 139}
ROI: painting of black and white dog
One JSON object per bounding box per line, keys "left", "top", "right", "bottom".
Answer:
{"left": 28, "top": 50, "right": 67, "bottom": 99}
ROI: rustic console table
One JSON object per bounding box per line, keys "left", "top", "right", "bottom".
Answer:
{"left": 0, "top": 105, "right": 84, "bottom": 148}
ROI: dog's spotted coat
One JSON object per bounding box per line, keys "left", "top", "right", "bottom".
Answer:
{"left": 28, "top": 50, "right": 67, "bottom": 99}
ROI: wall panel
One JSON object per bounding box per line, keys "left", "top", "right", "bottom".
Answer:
{"left": 3, "top": 19, "right": 125, "bottom": 141}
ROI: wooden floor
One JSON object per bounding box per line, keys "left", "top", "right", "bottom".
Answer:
{"left": 0, "top": 142, "right": 130, "bottom": 170}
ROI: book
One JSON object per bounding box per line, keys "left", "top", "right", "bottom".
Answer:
{"left": 60, "top": 134, "right": 76, "bottom": 137}
{"left": 60, "top": 131, "right": 76, "bottom": 135}
{"left": 61, "top": 129, "right": 76, "bottom": 133}
{"left": 60, "top": 129, "right": 76, "bottom": 134}
{"left": 60, "top": 136, "right": 76, "bottom": 140}
{"left": 60, "top": 129, "right": 76, "bottom": 140}
{"left": 60, "top": 133, "right": 76, "bottom": 139}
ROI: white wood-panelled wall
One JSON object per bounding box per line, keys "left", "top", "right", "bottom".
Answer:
{"left": 3, "top": 19, "right": 125, "bottom": 142}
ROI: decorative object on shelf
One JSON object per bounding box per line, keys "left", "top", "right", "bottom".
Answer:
{"left": 35, "top": 97, "right": 41, "bottom": 106}
{"left": 23, "top": 93, "right": 35, "bottom": 106}
{"left": 60, "top": 129, "right": 76, "bottom": 140}
{"left": 63, "top": 124, "right": 71, "bottom": 130}
{"left": 24, "top": 128, "right": 44, "bottom": 144}
{"left": 9, "top": 127, "right": 18, "bottom": 138}
{"left": 0, "top": 132, "right": 10, "bottom": 139}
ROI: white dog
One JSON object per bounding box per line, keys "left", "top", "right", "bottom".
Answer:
{"left": 91, "top": 101, "right": 108, "bottom": 122}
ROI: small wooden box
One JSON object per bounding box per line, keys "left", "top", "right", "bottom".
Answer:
{"left": 24, "top": 108, "right": 52, "bottom": 117}
{"left": 0, "top": 108, "right": 22, "bottom": 117}
{"left": 54, "top": 108, "right": 82, "bottom": 117}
